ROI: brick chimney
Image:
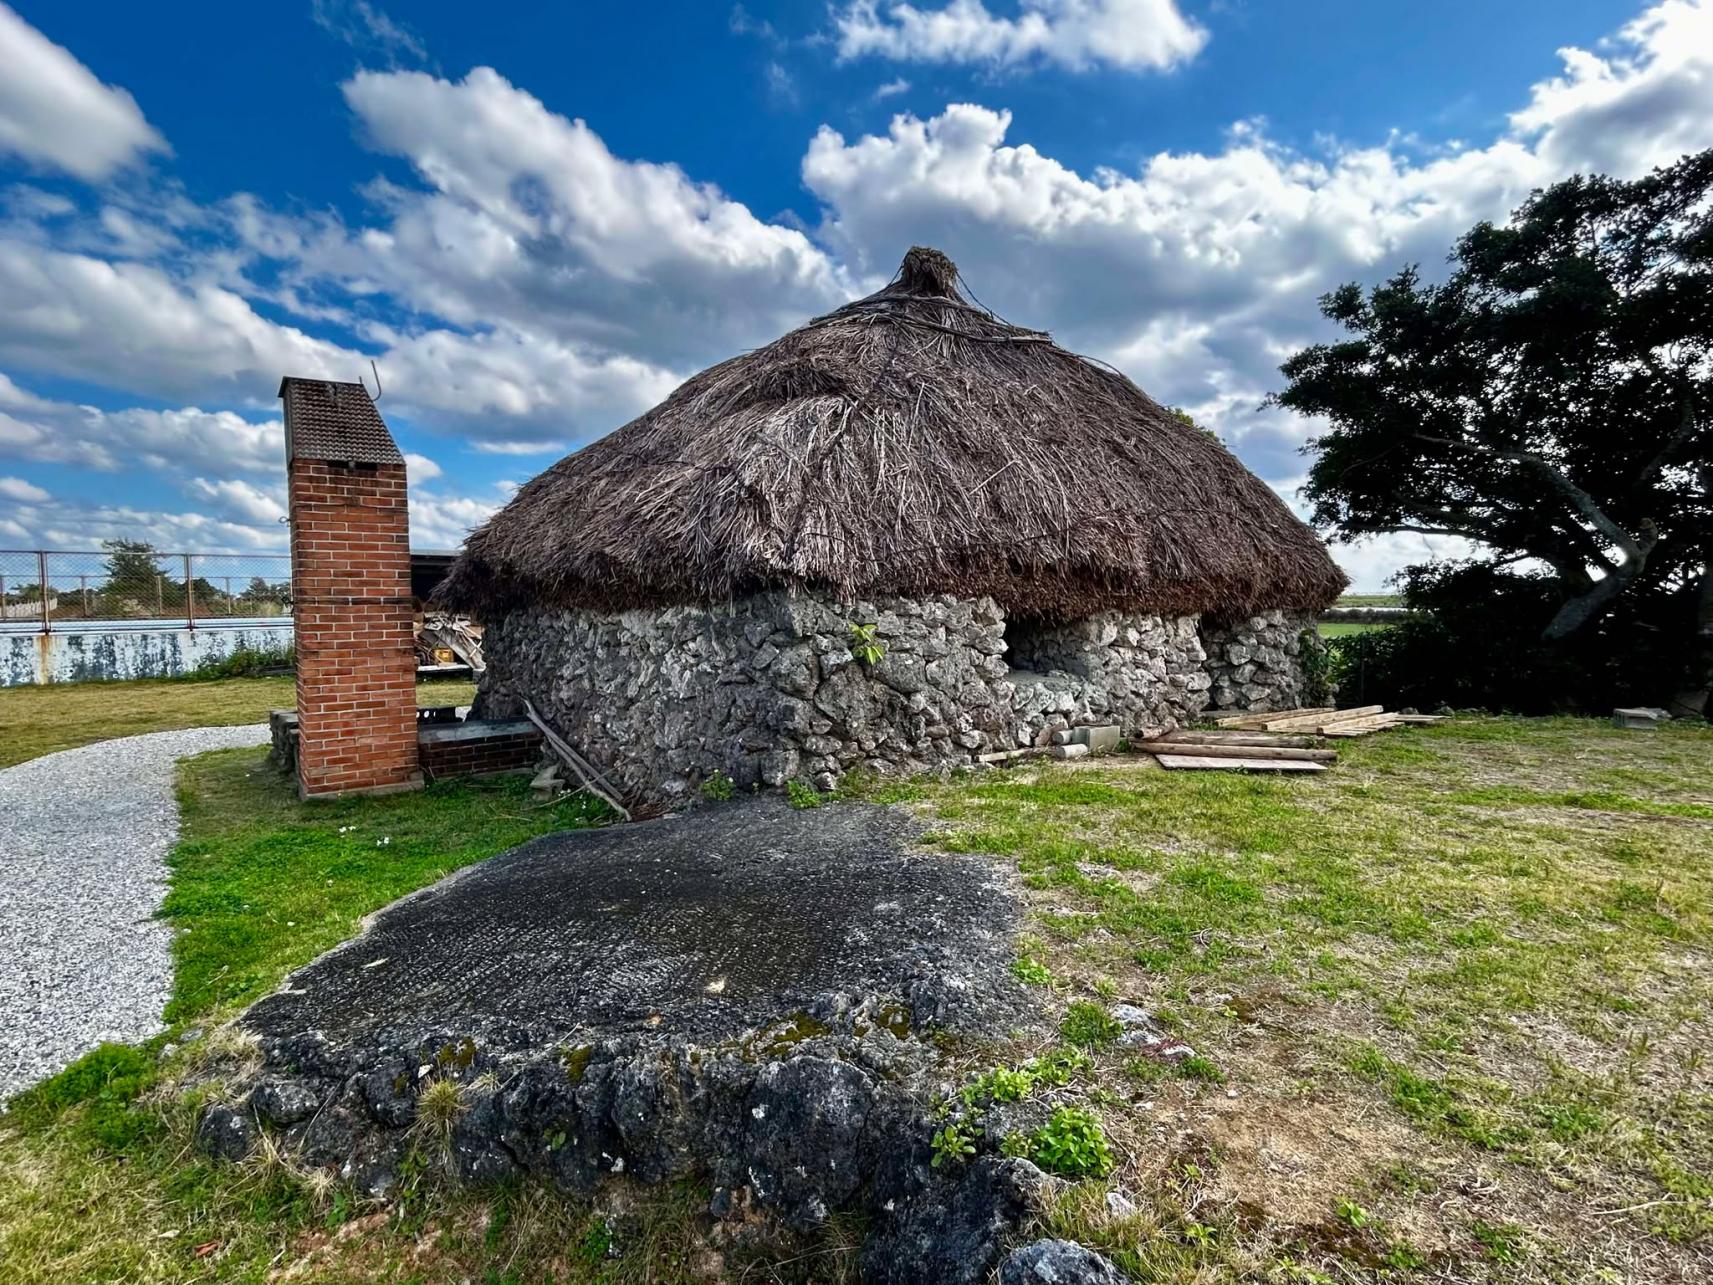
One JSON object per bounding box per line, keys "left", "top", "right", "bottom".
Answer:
{"left": 282, "top": 377, "right": 421, "bottom": 799}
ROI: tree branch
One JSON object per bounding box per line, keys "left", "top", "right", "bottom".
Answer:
{"left": 1415, "top": 433, "right": 1651, "bottom": 564}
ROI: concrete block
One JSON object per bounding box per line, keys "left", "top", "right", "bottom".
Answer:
{"left": 1612, "top": 707, "right": 1666, "bottom": 729}
{"left": 1072, "top": 724, "right": 1121, "bottom": 755}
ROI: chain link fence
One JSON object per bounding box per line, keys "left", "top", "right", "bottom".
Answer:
{"left": 0, "top": 548, "right": 292, "bottom": 632}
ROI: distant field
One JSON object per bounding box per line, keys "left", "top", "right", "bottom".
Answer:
{"left": 1334, "top": 593, "right": 1403, "bottom": 608}
{"left": 1319, "top": 621, "right": 1392, "bottom": 638}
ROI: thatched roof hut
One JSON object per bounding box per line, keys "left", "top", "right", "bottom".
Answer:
{"left": 438, "top": 247, "right": 1344, "bottom": 622}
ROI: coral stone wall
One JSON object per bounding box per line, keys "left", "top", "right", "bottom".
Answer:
{"left": 474, "top": 592, "right": 1210, "bottom": 801}
{"left": 1198, "top": 609, "right": 1319, "bottom": 712}
{"left": 1003, "top": 613, "right": 1210, "bottom": 738}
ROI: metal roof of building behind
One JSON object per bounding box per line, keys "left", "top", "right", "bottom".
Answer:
{"left": 279, "top": 376, "right": 404, "bottom": 465}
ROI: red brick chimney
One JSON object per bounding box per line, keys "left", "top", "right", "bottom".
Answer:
{"left": 282, "top": 377, "right": 421, "bottom": 799}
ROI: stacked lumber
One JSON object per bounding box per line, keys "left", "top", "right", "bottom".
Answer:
{"left": 1139, "top": 706, "right": 1447, "bottom": 772}
{"left": 1138, "top": 728, "right": 1335, "bottom": 773}
{"left": 1211, "top": 706, "right": 1445, "bottom": 737}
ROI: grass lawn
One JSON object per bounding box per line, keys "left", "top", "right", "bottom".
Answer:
{"left": 1317, "top": 620, "right": 1393, "bottom": 638}
{"left": 1, "top": 717, "right": 1709, "bottom": 1282}
{"left": 861, "top": 717, "right": 1713, "bottom": 1281}
{"left": 0, "top": 750, "right": 610, "bottom": 1284}
{"left": 0, "top": 674, "right": 476, "bottom": 768}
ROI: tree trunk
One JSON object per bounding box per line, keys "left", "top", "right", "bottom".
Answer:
{"left": 1668, "top": 563, "right": 1713, "bottom": 720}
{"left": 1542, "top": 556, "right": 1646, "bottom": 641}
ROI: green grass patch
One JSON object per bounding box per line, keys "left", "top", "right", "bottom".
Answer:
{"left": 847, "top": 714, "right": 1713, "bottom": 1276}
{"left": 0, "top": 674, "right": 475, "bottom": 768}
{"left": 163, "top": 749, "right": 609, "bottom": 1023}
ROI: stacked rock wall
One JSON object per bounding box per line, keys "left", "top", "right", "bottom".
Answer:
{"left": 1003, "top": 613, "right": 1210, "bottom": 741}
{"left": 476, "top": 592, "right": 1213, "bottom": 801}
{"left": 1198, "top": 609, "right": 1319, "bottom": 712}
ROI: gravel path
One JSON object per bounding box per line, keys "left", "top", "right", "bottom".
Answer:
{"left": 0, "top": 725, "right": 269, "bottom": 1099}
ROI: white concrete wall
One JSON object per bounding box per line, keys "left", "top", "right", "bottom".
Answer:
{"left": 1, "top": 622, "right": 293, "bottom": 686}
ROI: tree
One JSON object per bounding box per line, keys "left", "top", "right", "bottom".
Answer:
{"left": 1274, "top": 150, "right": 1712, "bottom": 714}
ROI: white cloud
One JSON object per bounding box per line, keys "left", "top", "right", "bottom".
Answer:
{"left": 0, "top": 374, "right": 284, "bottom": 475}
{"left": 185, "top": 476, "right": 287, "bottom": 526}
{"left": 0, "top": 243, "right": 355, "bottom": 401}
{"left": 311, "top": 0, "right": 428, "bottom": 66}
{"left": 0, "top": 474, "right": 48, "bottom": 502}
{"left": 325, "top": 67, "right": 851, "bottom": 368}
{"left": 1330, "top": 532, "right": 1480, "bottom": 594}
{"left": 0, "top": 3, "right": 167, "bottom": 180}
{"left": 402, "top": 452, "right": 442, "bottom": 481}
{"left": 804, "top": 0, "right": 1713, "bottom": 481}
{"left": 834, "top": 0, "right": 1207, "bottom": 73}
{"left": 875, "top": 77, "right": 912, "bottom": 99}
{"left": 408, "top": 488, "right": 506, "bottom": 549}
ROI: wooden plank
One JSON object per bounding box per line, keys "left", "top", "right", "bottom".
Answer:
{"left": 1262, "top": 705, "right": 1384, "bottom": 732}
{"left": 1142, "top": 741, "right": 1336, "bottom": 763}
{"left": 1154, "top": 754, "right": 1327, "bottom": 773}
{"left": 1391, "top": 714, "right": 1447, "bottom": 725}
{"left": 1320, "top": 715, "right": 1408, "bottom": 738}
{"left": 1213, "top": 706, "right": 1334, "bottom": 729}
{"left": 1162, "top": 731, "right": 1322, "bottom": 749}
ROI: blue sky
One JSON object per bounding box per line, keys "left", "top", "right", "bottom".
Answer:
{"left": 1, "top": 0, "right": 1709, "bottom": 588}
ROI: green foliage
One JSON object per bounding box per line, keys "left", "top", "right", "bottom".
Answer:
{"left": 1030, "top": 1106, "right": 1114, "bottom": 1178}
{"left": 999, "top": 1131, "right": 1031, "bottom": 1159}
{"left": 1011, "top": 955, "right": 1053, "bottom": 985}
{"left": 1031, "top": 1047, "right": 1094, "bottom": 1086}
{"left": 1335, "top": 1200, "right": 1373, "bottom": 1230}
{"left": 1175, "top": 1054, "right": 1226, "bottom": 1084}
{"left": 1060, "top": 1000, "right": 1122, "bottom": 1048}
{"left": 930, "top": 1119, "right": 977, "bottom": 1168}
{"left": 1324, "top": 561, "right": 1680, "bottom": 714}
{"left": 957, "top": 1048, "right": 1091, "bottom": 1115}
{"left": 962, "top": 1065, "right": 1036, "bottom": 1105}
{"left": 785, "top": 779, "right": 824, "bottom": 809}
{"left": 849, "top": 622, "right": 886, "bottom": 665}
{"left": 698, "top": 771, "right": 735, "bottom": 802}
{"left": 184, "top": 644, "right": 294, "bottom": 681}
{"left": 1278, "top": 151, "right": 1713, "bottom": 712}
{"left": 1297, "top": 628, "right": 1335, "bottom": 707}
{"left": 1471, "top": 1219, "right": 1529, "bottom": 1264}
{"left": 9, "top": 1043, "right": 158, "bottom": 1153}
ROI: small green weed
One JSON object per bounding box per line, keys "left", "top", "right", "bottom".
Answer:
{"left": 785, "top": 779, "right": 824, "bottom": 809}
{"left": 1471, "top": 1219, "right": 1529, "bottom": 1263}
{"left": 1335, "top": 1199, "right": 1373, "bottom": 1230}
{"left": 849, "top": 623, "right": 886, "bottom": 665}
{"left": 1061, "top": 1000, "right": 1122, "bottom": 1048}
{"left": 1011, "top": 956, "right": 1053, "bottom": 986}
{"left": 931, "top": 1119, "right": 977, "bottom": 1168}
{"left": 1030, "top": 1106, "right": 1114, "bottom": 1178}
{"left": 699, "top": 771, "right": 735, "bottom": 802}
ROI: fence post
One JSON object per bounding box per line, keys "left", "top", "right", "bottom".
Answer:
{"left": 38, "top": 550, "right": 49, "bottom": 635}
{"left": 184, "top": 554, "right": 195, "bottom": 629}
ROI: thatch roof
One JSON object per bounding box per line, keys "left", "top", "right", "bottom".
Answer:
{"left": 438, "top": 247, "right": 1346, "bottom": 621}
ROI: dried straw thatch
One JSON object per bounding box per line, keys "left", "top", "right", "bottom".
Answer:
{"left": 438, "top": 247, "right": 1346, "bottom": 621}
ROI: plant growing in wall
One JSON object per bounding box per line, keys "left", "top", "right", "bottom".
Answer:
{"left": 1298, "top": 628, "right": 1337, "bottom": 706}
{"left": 849, "top": 622, "right": 886, "bottom": 666}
